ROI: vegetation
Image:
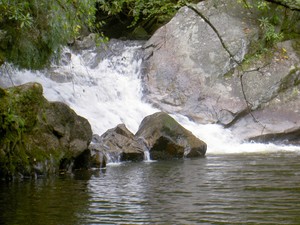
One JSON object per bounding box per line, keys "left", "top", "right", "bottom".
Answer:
{"left": 0, "top": 0, "right": 98, "bottom": 69}
{"left": 0, "top": 83, "right": 53, "bottom": 178}
{"left": 96, "top": 0, "right": 197, "bottom": 37}
{"left": 239, "top": 0, "right": 299, "bottom": 45}
{"left": 0, "top": 0, "right": 197, "bottom": 69}
{"left": 0, "top": 0, "right": 298, "bottom": 69}
{"left": 0, "top": 0, "right": 299, "bottom": 179}
{"left": 236, "top": 0, "right": 300, "bottom": 69}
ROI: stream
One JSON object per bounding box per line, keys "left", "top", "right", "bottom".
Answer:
{"left": 0, "top": 40, "right": 300, "bottom": 224}
{"left": 1, "top": 153, "right": 300, "bottom": 224}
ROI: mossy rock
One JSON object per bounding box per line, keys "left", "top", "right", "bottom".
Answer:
{"left": 0, "top": 82, "right": 92, "bottom": 180}
{"left": 135, "top": 112, "right": 207, "bottom": 160}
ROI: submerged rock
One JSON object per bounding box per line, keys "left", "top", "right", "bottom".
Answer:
{"left": 135, "top": 112, "right": 207, "bottom": 160}
{"left": 0, "top": 82, "right": 92, "bottom": 179}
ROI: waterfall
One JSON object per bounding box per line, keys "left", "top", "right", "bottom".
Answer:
{"left": 1, "top": 40, "right": 299, "bottom": 155}
{"left": 143, "top": 150, "right": 151, "bottom": 162}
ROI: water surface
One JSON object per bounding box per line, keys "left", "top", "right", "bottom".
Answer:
{"left": 1, "top": 152, "right": 300, "bottom": 224}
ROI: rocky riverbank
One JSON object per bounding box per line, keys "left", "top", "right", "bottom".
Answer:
{"left": 0, "top": 83, "right": 206, "bottom": 179}
{"left": 1, "top": 0, "right": 299, "bottom": 179}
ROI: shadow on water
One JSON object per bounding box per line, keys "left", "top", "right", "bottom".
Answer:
{"left": 0, "top": 170, "right": 104, "bottom": 225}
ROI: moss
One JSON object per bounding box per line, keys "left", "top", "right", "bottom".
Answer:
{"left": 223, "top": 69, "right": 235, "bottom": 78}
{"left": 0, "top": 83, "right": 92, "bottom": 179}
{"left": 0, "top": 86, "right": 5, "bottom": 97}
{"left": 0, "top": 83, "right": 50, "bottom": 178}
{"left": 161, "top": 114, "right": 181, "bottom": 136}
{"left": 292, "top": 39, "right": 300, "bottom": 57}
{"left": 279, "top": 67, "right": 300, "bottom": 92}
{"left": 240, "top": 39, "right": 276, "bottom": 71}
{"left": 5, "top": 83, "right": 44, "bottom": 130}
{"left": 27, "top": 146, "right": 64, "bottom": 173}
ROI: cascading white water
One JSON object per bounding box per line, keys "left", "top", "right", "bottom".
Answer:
{"left": 0, "top": 42, "right": 157, "bottom": 135}
{"left": 1, "top": 41, "right": 299, "bottom": 155}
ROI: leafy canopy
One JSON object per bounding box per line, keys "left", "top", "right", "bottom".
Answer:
{"left": 0, "top": 0, "right": 194, "bottom": 69}
{"left": 0, "top": 0, "right": 298, "bottom": 69}
{"left": 97, "top": 0, "right": 191, "bottom": 28}
{"left": 0, "top": 0, "right": 98, "bottom": 69}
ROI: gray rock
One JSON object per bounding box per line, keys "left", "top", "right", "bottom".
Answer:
{"left": 228, "top": 41, "right": 300, "bottom": 140}
{"left": 142, "top": 0, "right": 258, "bottom": 125}
{"left": 135, "top": 112, "right": 207, "bottom": 160}
{"left": 95, "top": 124, "right": 145, "bottom": 162}
{"left": 247, "top": 127, "right": 300, "bottom": 146}
{"left": 91, "top": 113, "right": 207, "bottom": 162}
{"left": 142, "top": 0, "right": 300, "bottom": 143}
{"left": 73, "top": 33, "right": 97, "bottom": 50}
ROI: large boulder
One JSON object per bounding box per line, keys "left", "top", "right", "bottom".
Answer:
{"left": 0, "top": 82, "right": 92, "bottom": 179}
{"left": 91, "top": 124, "right": 145, "bottom": 162}
{"left": 135, "top": 112, "right": 207, "bottom": 160}
{"left": 227, "top": 41, "right": 300, "bottom": 141}
{"left": 142, "top": 0, "right": 258, "bottom": 124}
{"left": 90, "top": 113, "right": 207, "bottom": 162}
{"left": 142, "top": 0, "right": 300, "bottom": 143}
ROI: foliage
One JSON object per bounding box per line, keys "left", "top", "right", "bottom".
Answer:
{"left": 238, "top": 0, "right": 286, "bottom": 46}
{"left": 0, "top": 90, "right": 27, "bottom": 178}
{"left": 0, "top": 0, "right": 196, "bottom": 67}
{"left": 258, "top": 17, "right": 284, "bottom": 45}
{"left": 96, "top": 0, "right": 196, "bottom": 35}
{"left": 0, "top": 0, "right": 99, "bottom": 69}
{"left": 237, "top": 0, "right": 300, "bottom": 69}
{"left": 0, "top": 0, "right": 298, "bottom": 69}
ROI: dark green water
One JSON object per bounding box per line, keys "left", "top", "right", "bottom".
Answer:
{"left": 1, "top": 152, "right": 300, "bottom": 225}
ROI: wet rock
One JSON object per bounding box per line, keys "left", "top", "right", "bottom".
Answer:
{"left": 73, "top": 33, "right": 97, "bottom": 50}
{"left": 93, "top": 124, "right": 145, "bottom": 162}
{"left": 0, "top": 82, "right": 92, "bottom": 179}
{"left": 247, "top": 128, "right": 300, "bottom": 146}
{"left": 135, "top": 112, "right": 207, "bottom": 160}
{"left": 91, "top": 112, "right": 207, "bottom": 162}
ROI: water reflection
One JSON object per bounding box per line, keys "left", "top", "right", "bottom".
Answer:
{"left": 86, "top": 163, "right": 150, "bottom": 224}
{"left": 0, "top": 173, "right": 92, "bottom": 225}
{"left": 1, "top": 153, "right": 300, "bottom": 224}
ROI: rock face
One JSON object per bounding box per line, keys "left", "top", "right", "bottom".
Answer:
{"left": 142, "top": 0, "right": 300, "bottom": 143}
{"left": 135, "top": 112, "right": 207, "bottom": 160}
{"left": 90, "top": 124, "right": 145, "bottom": 162}
{"left": 142, "top": 1, "right": 257, "bottom": 124}
{"left": 0, "top": 82, "right": 92, "bottom": 179}
{"left": 248, "top": 127, "right": 300, "bottom": 146}
{"left": 90, "top": 112, "right": 207, "bottom": 162}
